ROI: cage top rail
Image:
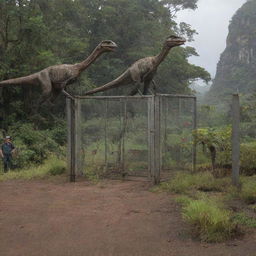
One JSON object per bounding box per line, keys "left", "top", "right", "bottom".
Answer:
{"left": 68, "top": 93, "right": 196, "bottom": 100}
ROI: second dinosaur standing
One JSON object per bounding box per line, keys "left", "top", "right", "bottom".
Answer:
{"left": 85, "top": 35, "right": 186, "bottom": 96}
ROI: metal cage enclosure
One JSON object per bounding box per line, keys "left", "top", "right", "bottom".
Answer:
{"left": 67, "top": 94, "right": 197, "bottom": 184}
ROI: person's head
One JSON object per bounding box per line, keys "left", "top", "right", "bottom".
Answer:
{"left": 4, "top": 136, "right": 11, "bottom": 143}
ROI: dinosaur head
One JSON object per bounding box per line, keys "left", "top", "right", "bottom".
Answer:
{"left": 166, "top": 35, "right": 186, "bottom": 47}
{"left": 99, "top": 40, "right": 118, "bottom": 52}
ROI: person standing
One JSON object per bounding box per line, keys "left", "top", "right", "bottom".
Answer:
{"left": 0, "top": 136, "right": 15, "bottom": 173}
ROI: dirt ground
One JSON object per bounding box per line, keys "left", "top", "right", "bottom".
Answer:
{"left": 0, "top": 177, "right": 256, "bottom": 256}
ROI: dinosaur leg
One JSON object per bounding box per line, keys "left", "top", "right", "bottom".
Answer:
{"left": 37, "top": 89, "right": 51, "bottom": 107}
{"left": 129, "top": 86, "right": 139, "bottom": 96}
{"left": 49, "top": 89, "right": 62, "bottom": 103}
{"left": 152, "top": 79, "right": 158, "bottom": 93}
{"left": 148, "top": 80, "right": 158, "bottom": 95}
{"left": 33, "top": 72, "right": 53, "bottom": 113}
{"left": 142, "top": 79, "right": 152, "bottom": 95}
{"left": 129, "top": 81, "right": 143, "bottom": 96}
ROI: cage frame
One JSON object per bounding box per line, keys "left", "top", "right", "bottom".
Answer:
{"left": 66, "top": 94, "right": 197, "bottom": 184}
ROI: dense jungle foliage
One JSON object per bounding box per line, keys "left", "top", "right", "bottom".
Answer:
{"left": 0, "top": 0, "right": 210, "bottom": 168}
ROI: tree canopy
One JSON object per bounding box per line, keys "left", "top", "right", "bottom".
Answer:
{"left": 0, "top": 0, "right": 210, "bottom": 129}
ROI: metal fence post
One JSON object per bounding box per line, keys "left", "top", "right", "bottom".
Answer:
{"left": 66, "top": 97, "right": 76, "bottom": 182}
{"left": 74, "top": 98, "right": 82, "bottom": 176}
{"left": 232, "top": 94, "right": 240, "bottom": 187}
{"left": 148, "top": 95, "right": 161, "bottom": 184}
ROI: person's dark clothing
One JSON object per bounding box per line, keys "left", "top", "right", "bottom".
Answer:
{"left": 1, "top": 142, "right": 15, "bottom": 172}
{"left": 3, "top": 154, "right": 12, "bottom": 172}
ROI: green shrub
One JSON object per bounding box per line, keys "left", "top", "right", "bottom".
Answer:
{"left": 48, "top": 121, "right": 67, "bottom": 146}
{"left": 240, "top": 143, "right": 256, "bottom": 175}
{"left": 213, "top": 142, "right": 256, "bottom": 175}
{"left": 48, "top": 164, "right": 66, "bottom": 176}
{"left": 228, "top": 176, "right": 256, "bottom": 204}
{"left": 182, "top": 198, "right": 237, "bottom": 242}
{"left": 240, "top": 176, "right": 256, "bottom": 204}
{"left": 0, "top": 156, "right": 66, "bottom": 181}
{"left": 194, "top": 127, "right": 256, "bottom": 175}
{"left": 193, "top": 126, "right": 232, "bottom": 169}
{"left": 8, "top": 123, "right": 61, "bottom": 168}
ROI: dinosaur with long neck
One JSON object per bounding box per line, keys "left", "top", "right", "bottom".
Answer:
{"left": 85, "top": 35, "right": 185, "bottom": 96}
{"left": 0, "top": 40, "right": 117, "bottom": 104}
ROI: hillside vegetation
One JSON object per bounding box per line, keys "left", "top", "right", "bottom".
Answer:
{"left": 207, "top": 0, "right": 256, "bottom": 103}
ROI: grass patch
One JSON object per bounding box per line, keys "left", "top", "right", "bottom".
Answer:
{"left": 153, "top": 172, "right": 255, "bottom": 243}
{"left": 233, "top": 213, "right": 256, "bottom": 228}
{"left": 250, "top": 205, "right": 256, "bottom": 212}
{"left": 158, "top": 171, "right": 229, "bottom": 194}
{"left": 83, "top": 165, "right": 104, "bottom": 183}
{"left": 227, "top": 176, "right": 256, "bottom": 204}
{"left": 182, "top": 197, "right": 238, "bottom": 242}
{"left": 240, "top": 176, "right": 256, "bottom": 204}
{"left": 175, "top": 195, "right": 192, "bottom": 206}
{"left": 0, "top": 155, "right": 66, "bottom": 181}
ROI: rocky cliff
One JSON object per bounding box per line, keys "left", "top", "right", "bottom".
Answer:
{"left": 208, "top": 0, "right": 256, "bottom": 102}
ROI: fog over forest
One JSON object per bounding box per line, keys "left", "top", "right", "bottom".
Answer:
{"left": 176, "top": 0, "right": 247, "bottom": 91}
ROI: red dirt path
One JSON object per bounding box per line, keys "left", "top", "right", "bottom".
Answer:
{"left": 0, "top": 177, "right": 255, "bottom": 256}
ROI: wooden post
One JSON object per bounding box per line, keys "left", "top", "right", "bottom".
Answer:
{"left": 154, "top": 95, "right": 161, "bottom": 184}
{"left": 74, "top": 98, "right": 82, "bottom": 176}
{"left": 148, "top": 97, "right": 153, "bottom": 178}
{"left": 117, "top": 100, "right": 122, "bottom": 171}
{"left": 163, "top": 97, "right": 168, "bottom": 170}
{"left": 104, "top": 100, "right": 108, "bottom": 171}
{"left": 232, "top": 94, "right": 240, "bottom": 187}
{"left": 121, "top": 100, "right": 127, "bottom": 175}
{"left": 178, "top": 97, "right": 181, "bottom": 126}
{"left": 66, "top": 98, "right": 72, "bottom": 181}
{"left": 192, "top": 97, "right": 197, "bottom": 172}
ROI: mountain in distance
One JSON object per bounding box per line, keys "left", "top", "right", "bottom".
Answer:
{"left": 206, "top": 0, "right": 256, "bottom": 103}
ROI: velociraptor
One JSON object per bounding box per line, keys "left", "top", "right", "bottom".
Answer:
{"left": 0, "top": 40, "right": 117, "bottom": 105}
{"left": 84, "top": 35, "right": 185, "bottom": 96}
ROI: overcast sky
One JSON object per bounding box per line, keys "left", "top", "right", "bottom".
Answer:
{"left": 176, "top": 0, "right": 247, "bottom": 80}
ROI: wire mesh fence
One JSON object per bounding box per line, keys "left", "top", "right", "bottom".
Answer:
{"left": 81, "top": 97, "right": 149, "bottom": 178}
{"left": 67, "top": 94, "right": 197, "bottom": 183}
{"left": 160, "top": 95, "right": 196, "bottom": 176}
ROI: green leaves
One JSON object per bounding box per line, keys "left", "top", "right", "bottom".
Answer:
{"left": 194, "top": 127, "right": 232, "bottom": 150}
{"left": 0, "top": 0, "right": 210, "bottom": 131}
{"left": 193, "top": 127, "right": 232, "bottom": 169}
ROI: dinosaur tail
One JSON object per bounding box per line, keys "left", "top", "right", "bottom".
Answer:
{"left": 85, "top": 70, "right": 132, "bottom": 95}
{"left": 0, "top": 73, "right": 38, "bottom": 87}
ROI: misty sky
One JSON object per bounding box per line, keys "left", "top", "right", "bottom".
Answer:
{"left": 176, "top": 0, "right": 247, "bottom": 81}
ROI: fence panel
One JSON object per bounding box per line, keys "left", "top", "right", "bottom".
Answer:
{"left": 67, "top": 94, "right": 196, "bottom": 182}
{"left": 160, "top": 96, "right": 195, "bottom": 175}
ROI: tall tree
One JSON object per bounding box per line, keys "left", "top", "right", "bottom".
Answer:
{"left": 80, "top": 0, "right": 210, "bottom": 95}
{"left": 0, "top": 0, "right": 210, "bottom": 130}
